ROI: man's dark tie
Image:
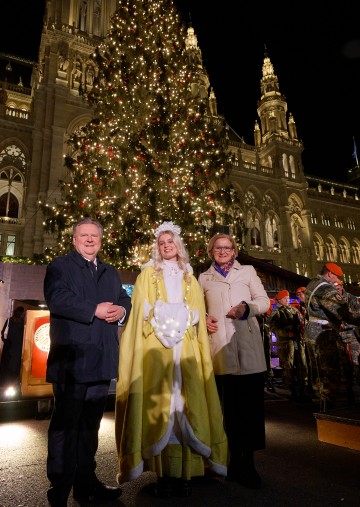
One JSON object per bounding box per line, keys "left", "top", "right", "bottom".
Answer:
{"left": 88, "top": 260, "right": 97, "bottom": 277}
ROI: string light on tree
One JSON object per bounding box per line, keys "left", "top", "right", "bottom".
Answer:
{"left": 41, "top": 0, "right": 239, "bottom": 269}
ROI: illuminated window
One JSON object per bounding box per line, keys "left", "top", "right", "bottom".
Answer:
{"left": 6, "top": 234, "right": 16, "bottom": 256}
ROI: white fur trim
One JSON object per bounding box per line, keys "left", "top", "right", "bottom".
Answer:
{"left": 116, "top": 460, "right": 144, "bottom": 484}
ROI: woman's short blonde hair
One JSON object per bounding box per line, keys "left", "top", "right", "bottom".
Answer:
{"left": 207, "top": 233, "right": 238, "bottom": 259}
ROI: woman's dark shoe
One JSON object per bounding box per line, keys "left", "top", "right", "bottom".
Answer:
{"left": 237, "top": 467, "right": 262, "bottom": 489}
{"left": 238, "top": 451, "right": 262, "bottom": 489}
{"left": 226, "top": 466, "right": 261, "bottom": 489}
{"left": 172, "top": 479, "right": 192, "bottom": 497}
{"left": 266, "top": 378, "right": 276, "bottom": 393}
{"left": 154, "top": 476, "right": 172, "bottom": 498}
{"left": 47, "top": 487, "right": 68, "bottom": 507}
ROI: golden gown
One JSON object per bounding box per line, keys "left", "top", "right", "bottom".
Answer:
{"left": 115, "top": 265, "right": 228, "bottom": 483}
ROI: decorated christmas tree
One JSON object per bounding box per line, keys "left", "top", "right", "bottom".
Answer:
{"left": 42, "top": 0, "right": 239, "bottom": 269}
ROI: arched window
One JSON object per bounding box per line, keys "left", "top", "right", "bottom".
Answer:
{"left": 250, "top": 225, "right": 261, "bottom": 246}
{"left": 351, "top": 241, "right": 360, "bottom": 265}
{"left": 282, "top": 153, "right": 289, "bottom": 177}
{"left": 0, "top": 192, "right": 19, "bottom": 218}
{"left": 325, "top": 236, "right": 338, "bottom": 262}
{"left": 246, "top": 210, "right": 262, "bottom": 248}
{"left": 265, "top": 214, "right": 280, "bottom": 249}
{"left": 313, "top": 234, "right": 324, "bottom": 261}
{"left": 0, "top": 144, "right": 27, "bottom": 219}
{"left": 291, "top": 217, "right": 303, "bottom": 249}
{"left": 338, "top": 238, "right": 350, "bottom": 263}
{"left": 289, "top": 155, "right": 296, "bottom": 179}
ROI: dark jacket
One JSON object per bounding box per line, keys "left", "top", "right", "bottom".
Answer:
{"left": 0, "top": 316, "right": 25, "bottom": 384}
{"left": 44, "top": 250, "right": 131, "bottom": 383}
{"left": 269, "top": 305, "right": 303, "bottom": 341}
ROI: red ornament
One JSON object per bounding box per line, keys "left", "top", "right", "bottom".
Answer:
{"left": 196, "top": 152, "right": 202, "bottom": 158}
{"left": 79, "top": 201, "right": 84, "bottom": 207}
{"left": 169, "top": 180, "right": 175, "bottom": 186}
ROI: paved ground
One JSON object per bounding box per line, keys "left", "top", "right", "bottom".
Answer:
{"left": 0, "top": 378, "right": 359, "bottom": 507}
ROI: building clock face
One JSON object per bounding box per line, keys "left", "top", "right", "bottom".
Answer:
{"left": 34, "top": 323, "right": 50, "bottom": 353}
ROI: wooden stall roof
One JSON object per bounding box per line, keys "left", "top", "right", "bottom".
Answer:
{"left": 236, "top": 252, "right": 310, "bottom": 297}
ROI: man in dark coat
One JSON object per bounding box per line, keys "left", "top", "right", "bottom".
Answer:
{"left": 44, "top": 217, "right": 131, "bottom": 507}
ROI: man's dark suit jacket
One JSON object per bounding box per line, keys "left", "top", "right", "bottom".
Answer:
{"left": 44, "top": 250, "right": 132, "bottom": 383}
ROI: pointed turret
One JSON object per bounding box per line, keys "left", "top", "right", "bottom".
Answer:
{"left": 288, "top": 113, "right": 298, "bottom": 140}
{"left": 185, "top": 24, "right": 204, "bottom": 68}
{"left": 254, "top": 120, "right": 261, "bottom": 147}
{"left": 257, "top": 50, "right": 293, "bottom": 144}
{"left": 254, "top": 49, "right": 304, "bottom": 182}
{"left": 184, "top": 24, "right": 210, "bottom": 100}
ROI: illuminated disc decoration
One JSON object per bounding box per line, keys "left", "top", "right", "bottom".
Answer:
{"left": 34, "top": 323, "right": 50, "bottom": 353}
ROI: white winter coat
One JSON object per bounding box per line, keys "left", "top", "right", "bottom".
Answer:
{"left": 198, "top": 261, "right": 269, "bottom": 375}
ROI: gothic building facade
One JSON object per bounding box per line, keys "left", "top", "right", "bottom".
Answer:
{"left": 0, "top": 0, "right": 359, "bottom": 284}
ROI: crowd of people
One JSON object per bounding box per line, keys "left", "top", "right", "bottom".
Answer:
{"left": 1, "top": 218, "right": 359, "bottom": 507}
{"left": 267, "top": 263, "right": 360, "bottom": 412}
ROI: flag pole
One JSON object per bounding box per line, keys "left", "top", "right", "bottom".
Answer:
{"left": 353, "top": 136, "right": 359, "bottom": 167}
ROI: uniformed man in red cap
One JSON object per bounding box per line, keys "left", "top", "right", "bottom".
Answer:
{"left": 304, "top": 262, "right": 360, "bottom": 411}
{"left": 334, "top": 281, "right": 360, "bottom": 404}
{"left": 269, "top": 290, "right": 309, "bottom": 402}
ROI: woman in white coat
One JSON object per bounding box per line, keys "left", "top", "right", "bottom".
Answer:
{"left": 198, "top": 233, "right": 270, "bottom": 489}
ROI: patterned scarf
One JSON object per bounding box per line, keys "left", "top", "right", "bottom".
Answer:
{"left": 214, "top": 259, "right": 234, "bottom": 277}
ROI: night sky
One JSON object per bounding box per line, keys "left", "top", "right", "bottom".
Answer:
{"left": 1, "top": 1, "right": 360, "bottom": 182}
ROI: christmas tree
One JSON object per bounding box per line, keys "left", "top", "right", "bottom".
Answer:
{"left": 42, "top": 0, "right": 238, "bottom": 269}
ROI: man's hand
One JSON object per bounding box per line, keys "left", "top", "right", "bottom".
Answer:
{"left": 206, "top": 315, "right": 218, "bottom": 333}
{"left": 226, "top": 303, "right": 247, "bottom": 320}
{"left": 105, "top": 304, "right": 125, "bottom": 323}
{"left": 95, "top": 302, "right": 113, "bottom": 319}
{"left": 95, "top": 303, "right": 125, "bottom": 322}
